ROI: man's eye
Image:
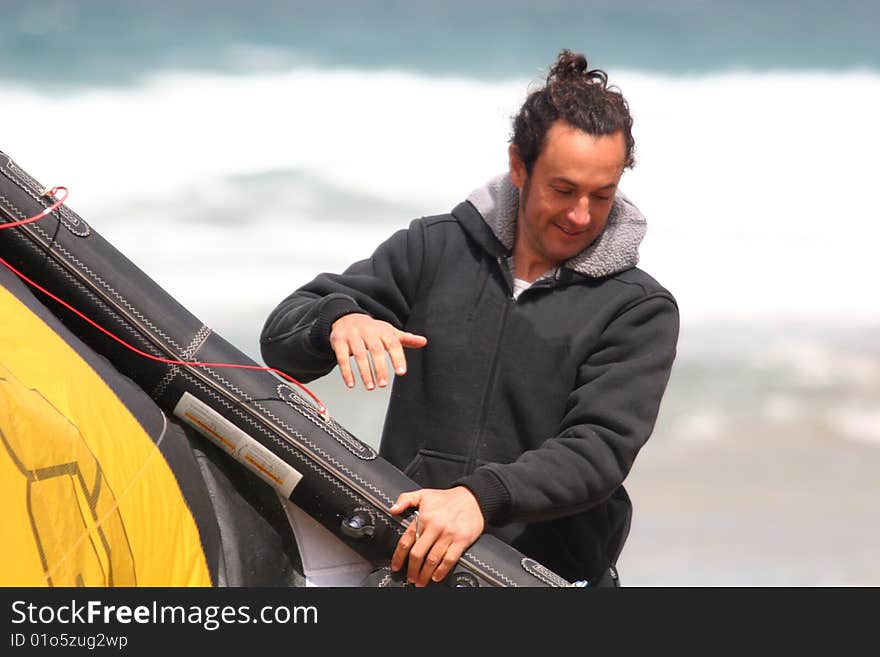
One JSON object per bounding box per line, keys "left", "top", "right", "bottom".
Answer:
{"left": 553, "top": 188, "right": 573, "bottom": 196}
{"left": 593, "top": 195, "right": 611, "bottom": 201}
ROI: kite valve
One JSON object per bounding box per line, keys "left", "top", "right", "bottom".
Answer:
{"left": 340, "top": 509, "right": 375, "bottom": 540}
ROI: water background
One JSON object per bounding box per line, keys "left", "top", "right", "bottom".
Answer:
{"left": 4, "top": 0, "right": 879, "bottom": 585}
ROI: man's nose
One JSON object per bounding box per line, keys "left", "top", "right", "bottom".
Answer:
{"left": 567, "top": 196, "right": 590, "bottom": 226}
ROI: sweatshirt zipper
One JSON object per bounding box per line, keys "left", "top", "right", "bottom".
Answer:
{"left": 496, "top": 255, "right": 515, "bottom": 299}
{"left": 466, "top": 294, "right": 511, "bottom": 474}
{"left": 465, "top": 258, "right": 562, "bottom": 472}
{"left": 464, "top": 256, "right": 520, "bottom": 471}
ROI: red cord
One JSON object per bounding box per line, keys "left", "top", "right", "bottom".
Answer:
{"left": 0, "top": 187, "right": 329, "bottom": 419}
{"left": 1, "top": 186, "right": 69, "bottom": 227}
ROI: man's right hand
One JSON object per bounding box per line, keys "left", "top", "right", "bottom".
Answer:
{"left": 329, "top": 314, "right": 427, "bottom": 390}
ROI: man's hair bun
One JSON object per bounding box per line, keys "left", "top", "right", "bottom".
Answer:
{"left": 548, "top": 49, "right": 609, "bottom": 89}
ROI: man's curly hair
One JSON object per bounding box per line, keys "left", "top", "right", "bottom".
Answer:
{"left": 511, "top": 49, "right": 635, "bottom": 173}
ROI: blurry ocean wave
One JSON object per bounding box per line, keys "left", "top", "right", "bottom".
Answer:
{"left": 4, "top": 66, "right": 879, "bottom": 332}
{"left": 659, "top": 326, "right": 880, "bottom": 448}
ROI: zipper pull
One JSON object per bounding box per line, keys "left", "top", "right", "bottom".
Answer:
{"left": 495, "top": 255, "right": 515, "bottom": 298}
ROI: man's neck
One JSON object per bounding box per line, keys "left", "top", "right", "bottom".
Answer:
{"left": 511, "top": 243, "right": 557, "bottom": 283}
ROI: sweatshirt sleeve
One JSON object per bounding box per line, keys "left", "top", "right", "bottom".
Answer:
{"left": 456, "top": 291, "right": 680, "bottom": 525}
{"left": 260, "top": 220, "right": 426, "bottom": 382}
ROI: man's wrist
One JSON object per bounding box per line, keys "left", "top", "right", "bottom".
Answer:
{"left": 309, "top": 295, "right": 364, "bottom": 353}
{"left": 453, "top": 469, "right": 511, "bottom": 525}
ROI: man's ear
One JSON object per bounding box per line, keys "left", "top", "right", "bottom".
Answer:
{"left": 508, "top": 144, "right": 526, "bottom": 190}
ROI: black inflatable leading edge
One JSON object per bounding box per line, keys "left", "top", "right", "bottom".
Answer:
{"left": 0, "top": 151, "right": 571, "bottom": 588}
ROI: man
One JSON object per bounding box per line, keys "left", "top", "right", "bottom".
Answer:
{"left": 261, "top": 50, "right": 679, "bottom": 587}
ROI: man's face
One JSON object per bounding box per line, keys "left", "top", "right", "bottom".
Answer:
{"left": 509, "top": 121, "right": 626, "bottom": 274}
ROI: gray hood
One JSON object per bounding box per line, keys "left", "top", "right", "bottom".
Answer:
{"left": 466, "top": 173, "right": 646, "bottom": 278}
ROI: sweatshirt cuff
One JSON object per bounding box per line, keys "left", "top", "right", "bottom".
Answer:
{"left": 453, "top": 468, "right": 511, "bottom": 525}
{"left": 308, "top": 295, "right": 366, "bottom": 354}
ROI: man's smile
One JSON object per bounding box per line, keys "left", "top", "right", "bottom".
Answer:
{"left": 553, "top": 222, "right": 588, "bottom": 238}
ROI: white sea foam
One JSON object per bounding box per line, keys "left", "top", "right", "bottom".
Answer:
{"left": 2, "top": 67, "right": 879, "bottom": 329}
{"left": 827, "top": 404, "right": 880, "bottom": 446}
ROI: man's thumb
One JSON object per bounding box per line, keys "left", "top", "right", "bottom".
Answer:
{"left": 399, "top": 332, "right": 428, "bottom": 348}
{"left": 390, "top": 491, "right": 421, "bottom": 514}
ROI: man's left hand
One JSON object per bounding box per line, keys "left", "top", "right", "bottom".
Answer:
{"left": 389, "top": 486, "right": 484, "bottom": 587}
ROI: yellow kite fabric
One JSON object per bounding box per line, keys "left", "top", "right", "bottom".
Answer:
{"left": 0, "top": 283, "right": 211, "bottom": 587}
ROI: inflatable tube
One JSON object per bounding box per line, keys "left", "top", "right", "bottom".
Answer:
{"left": 0, "top": 151, "right": 570, "bottom": 587}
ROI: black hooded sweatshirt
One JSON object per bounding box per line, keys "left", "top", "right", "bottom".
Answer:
{"left": 260, "top": 173, "right": 679, "bottom": 584}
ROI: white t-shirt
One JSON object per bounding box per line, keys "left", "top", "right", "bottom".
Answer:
{"left": 512, "top": 278, "right": 531, "bottom": 300}
{"left": 508, "top": 255, "right": 558, "bottom": 300}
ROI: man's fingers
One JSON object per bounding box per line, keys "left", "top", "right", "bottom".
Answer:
{"left": 431, "top": 543, "right": 466, "bottom": 583}
{"left": 329, "top": 317, "right": 424, "bottom": 386}
{"left": 350, "top": 344, "right": 376, "bottom": 390}
{"left": 389, "top": 490, "right": 427, "bottom": 575}
{"left": 406, "top": 524, "right": 441, "bottom": 585}
{"left": 382, "top": 336, "right": 408, "bottom": 376}
{"left": 390, "top": 524, "right": 416, "bottom": 573}
{"left": 418, "top": 538, "right": 452, "bottom": 587}
{"left": 399, "top": 332, "right": 428, "bottom": 349}
{"left": 384, "top": 331, "right": 426, "bottom": 377}
{"left": 367, "top": 340, "right": 390, "bottom": 387}
{"left": 390, "top": 490, "right": 421, "bottom": 513}
{"left": 333, "top": 341, "right": 355, "bottom": 388}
